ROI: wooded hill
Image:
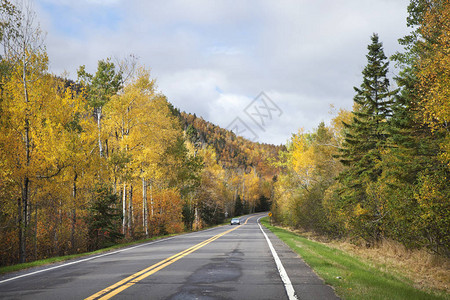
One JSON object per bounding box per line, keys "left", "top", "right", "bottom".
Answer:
{"left": 0, "top": 1, "right": 283, "bottom": 267}
{"left": 178, "top": 111, "right": 283, "bottom": 179}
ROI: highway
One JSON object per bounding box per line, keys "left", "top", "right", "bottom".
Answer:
{"left": 0, "top": 214, "right": 338, "bottom": 299}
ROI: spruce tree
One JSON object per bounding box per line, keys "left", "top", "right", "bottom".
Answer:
{"left": 337, "top": 34, "right": 397, "bottom": 243}
{"left": 87, "top": 184, "right": 123, "bottom": 251}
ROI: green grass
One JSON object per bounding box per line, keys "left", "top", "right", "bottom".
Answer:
{"left": 260, "top": 217, "right": 448, "bottom": 300}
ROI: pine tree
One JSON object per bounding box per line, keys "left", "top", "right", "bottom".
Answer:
{"left": 337, "top": 34, "right": 397, "bottom": 242}
{"left": 87, "top": 184, "right": 123, "bottom": 251}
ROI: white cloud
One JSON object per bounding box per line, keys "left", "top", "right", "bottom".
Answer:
{"left": 35, "top": 0, "right": 411, "bottom": 144}
{"left": 209, "top": 93, "right": 252, "bottom": 125}
{"left": 206, "top": 46, "right": 242, "bottom": 56}
{"left": 157, "top": 69, "right": 230, "bottom": 119}
{"left": 38, "top": 0, "right": 121, "bottom": 7}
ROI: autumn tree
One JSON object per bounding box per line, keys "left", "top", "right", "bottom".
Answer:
{"left": 77, "top": 59, "right": 122, "bottom": 158}
{"left": 196, "top": 147, "right": 226, "bottom": 226}
{"left": 416, "top": 0, "right": 450, "bottom": 161}
{"left": 104, "top": 67, "right": 183, "bottom": 236}
{"left": 164, "top": 138, "right": 203, "bottom": 230}
{"left": 272, "top": 120, "right": 345, "bottom": 235}
{"left": 414, "top": 0, "right": 450, "bottom": 254}
{"left": 384, "top": 0, "right": 450, "bottom": 254}
{"left": 0, "top": 0, "right": 51, "bottom": 262}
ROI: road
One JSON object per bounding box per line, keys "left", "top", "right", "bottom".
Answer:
{"left": 0, "top": 214, "right": 338, "bottom": 300}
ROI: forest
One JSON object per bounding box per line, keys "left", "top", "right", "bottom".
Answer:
{"left": 272, "top": 0, "right": 449, "bottom": 256}
{"left": 0, "top": 0, "right": 449, "bottom": 267}
{"left": 0, "top": 1, "right": 281, "bottom": 266}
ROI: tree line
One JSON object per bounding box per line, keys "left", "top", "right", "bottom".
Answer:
{"left": 1, "top": 0, "right": 447, "bottom": 267}
{"left": 272, "top": 0, "right": 449, "bottom": 256}
{"left": 0, "top": 1, "right": 278, "bottom": 266}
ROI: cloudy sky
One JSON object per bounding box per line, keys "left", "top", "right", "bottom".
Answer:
{"left": 34, "top": 0, "right": 411, "bottom": 145}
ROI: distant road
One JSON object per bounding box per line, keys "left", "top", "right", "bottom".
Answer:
{"left": 0, "top": 214, "right": 338, "bottom": 300}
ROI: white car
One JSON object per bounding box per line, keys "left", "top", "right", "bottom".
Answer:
{"left": 230, "top": 218, "right": 240, "bottom": 225}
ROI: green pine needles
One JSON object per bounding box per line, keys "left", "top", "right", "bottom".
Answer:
{"left": 337, "top": 34, "right": 398, "bottom": 244}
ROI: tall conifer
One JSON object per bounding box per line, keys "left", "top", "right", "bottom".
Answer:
{"left": 337, "top": 34, "right": 396, "bottom": 242}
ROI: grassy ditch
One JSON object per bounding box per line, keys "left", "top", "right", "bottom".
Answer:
{"left": 260, "top": 217, "right": 448, "bottom": 300}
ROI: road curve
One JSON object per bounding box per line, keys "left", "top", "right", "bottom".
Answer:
{"left": 0, "top": 213, "right": 338, "bottom": 300}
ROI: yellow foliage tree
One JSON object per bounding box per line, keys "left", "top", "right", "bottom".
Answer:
{"left": 0, "top": 48, "right": 95, "bottom": 262}
{"left": 104, "top": 67, "right": 182, "bottom": 236}
{"left": 290, "top": 129, "right": 315, "bottom": 189}
{"left": 416, "top": 0, "right": 450, "bottom": 165}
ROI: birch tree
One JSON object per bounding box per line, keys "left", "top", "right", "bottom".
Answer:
{"left": 104, "top": 67, "right": 180, "bottom": 236}
{"left": 77, "top": 59, "right": 122, "bottom": 158}
{"left": 0, "top": 0, "right": 47, "bottom": 263}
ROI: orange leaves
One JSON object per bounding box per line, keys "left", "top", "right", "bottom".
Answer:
{"left": 150, "top": 188, "right": 184, "bottom": 235}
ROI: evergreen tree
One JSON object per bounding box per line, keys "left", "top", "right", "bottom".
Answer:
{"left": 87, "top": 184, "right": 123, "bottom": 251}
{"left": 385, "top": 0, "right": 450, "bottom": 254}
{"left": 234, "top": 195, "right": 243, "bottom": 216}
{"left": 337, "top": 34, "right": 397, "bottom": 243}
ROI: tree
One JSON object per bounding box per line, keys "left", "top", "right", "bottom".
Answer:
{"left": 414, "top": 0, "right": 450, "bottom": 255}
{"left": 383, "top": 0, "right": 450, "bottom": 254}
{"left": 0, "top": 54, "right": 96, "bottom": 262}
{"left": 290, "top": 129, "right": 315, "bottom": 190}
{"left": 86, "top": 184, "right": 123, "bottom": 251}
{"left": 271, "top": 121, "right": 344, "bottom": 235}
{"left": 104, "top": 67, "right": 183, "bottom": 236}
{"left": 234, "top": 195, "right": 243, "bottom": 216}
{"left": 0, "top": 0, "right": 19, "bottom": 95}
{"left": 416, "top": 0, "right": 450, "bottom": 164}
{"left": 165, "top": 138, "right": 203, "bottom": 231}
{"left": 77, "top": 59, "right": 122, "bottom": 157}
{"left": 197, "top": 146, "right": 226, "bottom": 226}
{"left": 337, "top": 34, "right": 397, "bottom": 243}
{"left": 0, "top": 0, "right": 49, "bottom": 262}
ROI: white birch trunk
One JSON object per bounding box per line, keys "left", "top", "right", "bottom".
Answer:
{"left": 128, "top": 184, "right": 133, "bottom": 235}
{"left": 122, "top": 183, "right": 127, "bottom": 235}
{"left": 142, "top": 178, "right": 148, "bottom": 237}
{"left": 150, "top": 180, "right": 154, "bottom": 218}
{"left": 97, "top": 107, "right": 103, "bottom": 157}
{"left": 194, "top": 206, "right": 198, "bottom": 230}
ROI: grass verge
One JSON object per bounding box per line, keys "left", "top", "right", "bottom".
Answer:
{"left": 260, "top": 217, "right": 448, "bottom": 300}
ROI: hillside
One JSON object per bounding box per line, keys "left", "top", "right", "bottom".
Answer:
{"left": 177, "top": 111, "right": 284, "bottom": 180}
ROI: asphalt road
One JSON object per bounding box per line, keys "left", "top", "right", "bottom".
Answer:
{"left": 0, "top": 214, "right": 339, "bottom": 300}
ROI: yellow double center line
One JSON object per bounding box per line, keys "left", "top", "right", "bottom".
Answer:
{"left": 85, "top": 217, "right": 253, "bottom": 300}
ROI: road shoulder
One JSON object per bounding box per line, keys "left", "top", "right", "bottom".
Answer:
{"left": 259, "top": 221, "right": 340, "bottom": 300}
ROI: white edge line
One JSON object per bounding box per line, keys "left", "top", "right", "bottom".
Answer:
{"left": 0, "top": 236, "right": 177, "bottom": 285}
{"left": 258, "top": 216, "right": 298, "bottom": 300}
